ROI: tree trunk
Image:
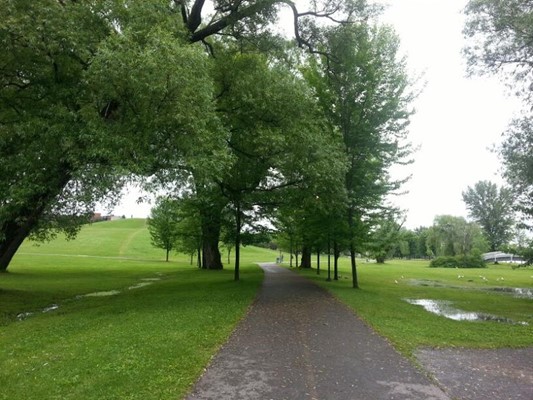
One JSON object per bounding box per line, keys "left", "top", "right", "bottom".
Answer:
{"left": 197, "top": 246, "right": 202, "bottom": 268}
{"left": 166, "top": 248, "right": 169, "bottom": 262}
{"left": 300, "top": 245, "right": 312, "bottom": 268}
{"left": 289, "top": 237, "right": 293, "bottom": 267}
{"left": 327, "top": 239, "right": 331, "bottom": 281}
{"left": 0, "top": 170, "right": 71, "bottom": 272}
{"left": 200, "top": 206, "right": 223, "bottom": 270}
{"left": 333, "top": 241, "right": 339, "bottom": 280}
{"left": 348, "top": 208, "right": 359, "bottom": 289}
{"left": 350, "top": 245, "right": 359, "bottom": 289}
{"left": 0, "top": 220, "right": 35, "bottom": 272}
{"left": 316, "top": 248, "right": 320, "bottom": 275}
{"left": 234, "top": 202, "right": 241, "bottom": 281}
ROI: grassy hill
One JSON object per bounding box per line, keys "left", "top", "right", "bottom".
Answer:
{"left": 0, "top": 219, "right": 274, "bottom": 400}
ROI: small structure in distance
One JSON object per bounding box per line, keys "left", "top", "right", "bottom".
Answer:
{"left": 483, "top": 251, "right": 524, "bottom": 264}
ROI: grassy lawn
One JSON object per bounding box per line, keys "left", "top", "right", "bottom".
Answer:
{"left": 3, "top": 219, "right": 532, "bottom": 398}
{"left": 293, "top": 258, "right": 533, "bottom": 355}
{"left": 0, "top": 219, "right": 270, "bottom": 400}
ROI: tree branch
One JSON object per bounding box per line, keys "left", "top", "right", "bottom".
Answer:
{"left": 188, "top": 0, "right": 206, "bottom": 33}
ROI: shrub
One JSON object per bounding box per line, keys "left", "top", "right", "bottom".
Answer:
{"left": 430, "top": 254, "right": 486, "bottom": 268}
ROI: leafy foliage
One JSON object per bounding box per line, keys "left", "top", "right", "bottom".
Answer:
{"left": 303, "top": 21, "right": 415, "bottom": 286}
{"left": 147, "top": 198, "right": 182, "bottom": 261}
{"left": 430, "top": 254, "right": 486, "bottom": 268}
{"left": 463, "top": 1, "right": 533, "bottom": 230}
{"left": 426, "top": 215, "right": 488, "bottom": 257}
{"left": 365, "top": 215, "right": 404, "bottom": 263}
{"left": 462, "top": 181, "right": 515, "bottom": 250}
{"left": 497, "top": 117, "right": 533, "bottom": 228}
{"left": 463, "top": 0, "right": 533, "bottom": 101}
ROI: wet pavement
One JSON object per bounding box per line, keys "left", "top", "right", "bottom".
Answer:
{"left": 185, "top": 264, "right": 449, "bottom": 400}
{"left": 416, "top": 347, "right": 533, "bottom": 400}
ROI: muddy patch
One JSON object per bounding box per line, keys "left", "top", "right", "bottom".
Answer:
{"left": 404, "top": 299, "right": 528, "bottom": 325}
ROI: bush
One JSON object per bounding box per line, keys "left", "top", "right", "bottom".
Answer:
{"left": 430, "top": 254, "right": 486, "bottom": 268}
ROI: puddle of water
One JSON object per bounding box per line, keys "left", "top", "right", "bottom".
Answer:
{"left": 128, "top": 282, "right": 153, "bottom": 290}
{"left": 16, "top": 304, "right": 59, "bottom": 321}
{"left": 404, "top": 299, "right": 529, "bottom": 325}
{"left": 408, "top": 279, "right": 533, "bottom": 299}
{"left": 78, "top": 290, "right": 121, "bottom": 298}
{"left": 16, "top": 312, "right": 34, "bottom": 321}
{"left": 488, "top": 287, "right": 533, "bottom": 299}
{"left": 15, "top": 277, "right": 162, "bottom": 322}
{"left": 42, "top": 304, "right": 59, "bottom": 313}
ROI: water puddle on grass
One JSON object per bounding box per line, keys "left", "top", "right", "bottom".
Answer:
{"left": 408, "top": 279, "right": 533, "bottom": 299}
{"left": 16, "top": 311, "right": 34, "bottom": 321}
{"left": 77, "top": 290, "right": 121, "bottom": 298}
{"left": 128, "top": 282, "right": 153, "bottom": 290}
{"left": 14, "top": 275, "right": 163, "bottom": 322}
{"left": 404, "top": 299, "right": 529, "bottom": 326}
{"left": 17, "top": 304, "right": 60, "bottom": 321}
{"left": 487, "top": 287, "right": 533, "bottom": 299}
{"left": 42, "top": 304, "right": 59, "bottom": 313}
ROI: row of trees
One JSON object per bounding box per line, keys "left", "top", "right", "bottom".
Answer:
{"left": 1, "top": 0, "right": 417, "bottom": 289}
{"left": 0, "top": 1, "right": 397, "bottom": 277}
{"left": 356, "top": 180, "right": 526, "bottom": 264}
{"left": 2, "top": 0, "right": 531, "bottom": 282}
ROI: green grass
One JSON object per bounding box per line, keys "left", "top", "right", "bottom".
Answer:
{"left": 0, "top": 219, "right": 271, "bottom": 400}
{"left": 294, "top": 258, "right": 533, "bottom": 355}
{"left": 3, "top": 221, "right": 532, "bottom": 398}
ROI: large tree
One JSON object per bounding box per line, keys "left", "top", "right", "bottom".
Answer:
{"left": 306, "top": 22, "right": 415, "bottom": 287}
{"left": 462, "top": 180, "right": 515, "bottom": 250}
{"left": 0, "top": 0, "right": 220, "bottom": 271}
{"left": 426, "top": 215, "right": 488, "bottom": 258}
{"left": 463, "top": 0, "right": 533, "bottom": 228}
{"left": 464, "top": 0, "right": 533, "bottom": 101}
{"left": 497, "top": 117, "right": 533, "bottom": 228}
{"left": 365, "top": 214, "right": 404, "bottom": 263}
{"left": 191, "top": 45, "right": 347, "bottom": 278}
{"left": 0, "top": 1, "right": 119, "bottom": 271}
{"left": 176, "top": 0, "right": 374, "bottom": 47}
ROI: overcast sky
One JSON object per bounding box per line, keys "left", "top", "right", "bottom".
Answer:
{"left": 377, "top": 0, "right": 521, "bottom": 228}
{"left": 104, "top": 0, "right": 522, "bottom": 227}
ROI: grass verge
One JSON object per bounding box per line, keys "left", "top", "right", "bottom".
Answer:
{"left": 293, "top": 258, "right": 533, "bottom": 355}
{"left": 0, "top": 219, "right": 267, "bottom": 400}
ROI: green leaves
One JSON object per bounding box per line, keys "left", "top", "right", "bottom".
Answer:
{"left": 462, "top": 181, "right": 515, "bottom": 250}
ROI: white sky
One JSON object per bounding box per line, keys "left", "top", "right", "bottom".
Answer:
{"left": 103, "top": 0, "right": 522, "bottom": 228}
{"left": 377, "top": 0, "right": 521, "bottom": 228}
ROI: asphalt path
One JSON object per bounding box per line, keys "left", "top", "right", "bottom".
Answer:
{"left": 185, "top": 263, "right": 449, "bottom": 400}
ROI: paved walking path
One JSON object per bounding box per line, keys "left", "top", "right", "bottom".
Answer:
{"left": 186, "top": 264, "right": 449, "bottom": 400}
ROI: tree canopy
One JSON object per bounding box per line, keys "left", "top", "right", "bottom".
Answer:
{"left": 0, "top": 0, "right": 418, "bottom": 288}
{"left": 462, "top": 181, "right": 515, "bottom": 251}
{"left": 463, "top": 0, "right": 533, "bottom": 230}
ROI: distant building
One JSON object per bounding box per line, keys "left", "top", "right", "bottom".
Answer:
{"left": 483, "top": 251, "right": 524, "bottom": 264}
{"left": 91, "top": 213, "right": 119, "bottom": 222}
